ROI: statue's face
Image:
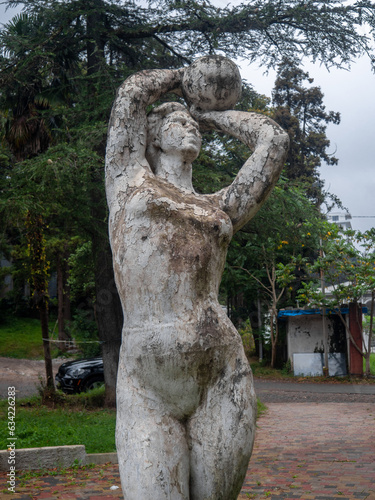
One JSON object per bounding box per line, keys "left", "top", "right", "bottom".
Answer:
{"left": 159, "top": 110, "right": 201, "bottom": 161}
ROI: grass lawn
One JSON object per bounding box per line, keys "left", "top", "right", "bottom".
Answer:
{"left": 0, "top": 389, "right": 116, "bottom": 454}
{"left": 0, "top": 315, "right": 60, "bottom": 359}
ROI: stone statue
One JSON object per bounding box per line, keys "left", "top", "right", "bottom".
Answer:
{"left": 105, "top": 56, "right": 289, "bottom": 500}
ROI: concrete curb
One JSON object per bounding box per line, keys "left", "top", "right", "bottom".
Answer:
{"left": 85, "top": 452, "right": 118, "bottom": 466}
{"left": 0, "top": 446, "right": 118, "bottom": 471}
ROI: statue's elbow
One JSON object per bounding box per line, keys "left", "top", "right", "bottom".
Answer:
{"left": 278, "top": 129, "right": 290, "bottom": 151}
{"left": 274, "top": 130, "right": 290, "bottom": 164}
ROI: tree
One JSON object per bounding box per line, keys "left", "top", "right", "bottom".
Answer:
{"left": 1, "top": 0, "right": 375, "bottom": 86}
{"left": 1, "top": 142, "right": 113, "bottom": 382}
{"left": 0, "top": 8, "right": 123, "bottom": 404}
{"left": 193, "top": 75, "right": 338, "bottom": 367}
{"left": 298, "top": 226, "right": 375, "bottom": 377}
{"left": 25, "top": 211, "right": 55, "bottom": 391}
{"left": 224, "top": 178, "right": 324, "bottom": 367}
{"left": 5, "top": 0, "right": 375, "bottom": 69}
{"left": 272, "top": 57, "right": 341, "bottom": 204}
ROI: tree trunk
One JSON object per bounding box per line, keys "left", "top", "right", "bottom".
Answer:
{"left": 270, "top": 303, "right": 280, "bottom": 369}
{"left": 40, "top": 298, "right": 54, "bottom": 390}
{"left": 249, "top": 300, "right": 261, "bottom": 359}
{"left": 26, "top": 212, "right": 55, "bottom": 394}
{"left": 57, "top": 249, "right": 72, "bottom": 348}
{"left": 92, "top": 234, "right": 123, "bottom": 407}
{"left": 270, "top": 309, "right": 276, "bottom": 368}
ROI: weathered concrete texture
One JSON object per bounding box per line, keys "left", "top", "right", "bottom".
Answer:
{"left": 0, "top": 447, "right": 119, "bottom": 473}
{"left": 182, "top": 55, "right": 242, "bottom": 110}
{"left": 0, "top": 445, "right": 86, "bottom": 471}
{"left": 105, "top": 56, "right": 289, "bottom": 500}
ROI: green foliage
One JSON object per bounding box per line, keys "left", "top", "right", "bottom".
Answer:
{"left": 3, "top": 0, "right": 375, "bottom": 72}
{"left": 1, "top": 143, "right": 104, "bottom": 340}
{"left": 282, "top": 358, "right": 292, "bottom": 375}
{"left": 25, "top": 212, "right": 49, "bottom": 305}
{"left": 250, "top": 358, "right": 293, "bottom": 379}
{"left": 298, "top": 227, "right": 375, "bottom": 309}
{"left": 7, "top": 144, "right": 104, "bottom": 229}
{"left": 67, "top": 241, "right": 95, "bottom": 304}
{"left": 222, "top": 177, "right": 325, "bottom": 366}
{"left": 257, "top": 398, "right": 267, "bottom": 418}
{"left": 223, "top": 177, "right": 324, "bottom": 307}
{"left": 2, "top": 0, "right": 375, "bottom": 390}
{"left": 238, "top": 319, "right": 255, "bottom": 359}
{"left": 0, "top": 289, "right": 32, "bottom": 318}
{"left": 0, "top": 390, "right": 270, "bottom": 458}
{"left": 363, "top": 353, "right": 375, "bottom": 375}
{"left": 193, "top": 82, "right": 264, "bottom": 195}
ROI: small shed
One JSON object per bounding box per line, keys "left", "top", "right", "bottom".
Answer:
{"left": 278, "top": 305, "right": 365, "bottom": 377}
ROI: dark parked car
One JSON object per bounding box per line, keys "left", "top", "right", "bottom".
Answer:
{"left": 55, "top": 357, "right": 104, "bottom": 394}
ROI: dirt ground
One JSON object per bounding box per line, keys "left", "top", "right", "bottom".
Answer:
{"left": 0, "top": 357, "right": 71, "bottom": 398}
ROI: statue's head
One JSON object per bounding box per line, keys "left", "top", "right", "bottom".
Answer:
{"left": 146, "top": 102, "right": 201, "bottom": 173}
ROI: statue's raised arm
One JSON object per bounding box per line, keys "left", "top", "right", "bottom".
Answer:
{"left": 182, "top": 56, "right": 289, "bottom": 234}
{"left": 105, "top": 67, "right": 183, "bottom": 213}
{"left": 191, "top": 107, "right": 289, "bottom": 233}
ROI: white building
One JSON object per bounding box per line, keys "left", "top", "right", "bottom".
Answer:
{"left": 326, "top": 212, "right": 352, "bottom": 230}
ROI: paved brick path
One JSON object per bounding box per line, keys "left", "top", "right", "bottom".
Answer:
{"left": 1, "top": 403, "right": 374, "bottom": 499}
{"left": 238, "top": 403, "right": 375, "bottom": 500}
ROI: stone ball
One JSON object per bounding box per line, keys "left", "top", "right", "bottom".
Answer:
{"left": 182, "top": 55, "right": 242, "bottom": 111}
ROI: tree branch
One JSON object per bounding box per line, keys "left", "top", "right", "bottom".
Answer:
{"left": 232, "top": 265, "right": 273, "bottom": 299}
{"left": 152, "top": 34, "right": 191, "bottom": 64}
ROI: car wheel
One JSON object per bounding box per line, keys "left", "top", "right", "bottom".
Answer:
{"left": 82, "top": 376, "right": 104, "bottom": 392}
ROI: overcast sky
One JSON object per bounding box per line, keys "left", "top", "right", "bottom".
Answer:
{"left": 1, "top": 3, "right": 375, "bottom": 232}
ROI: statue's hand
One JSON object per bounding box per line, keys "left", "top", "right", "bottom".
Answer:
{"left": 169, "top": 68, "right": 185, "bottom": 97}
{"left": 189, "top": 105, "right": 221, "bottom": 132}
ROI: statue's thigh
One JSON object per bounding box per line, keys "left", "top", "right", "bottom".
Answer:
{"left": 116, "top": 382, "right": 190, "bottom": 500}
{"left": 187, "top": 363, "right": 257, "bottom": 500}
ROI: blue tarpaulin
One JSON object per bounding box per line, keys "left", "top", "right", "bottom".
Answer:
{"left": 278, "top": 306, "right": 367, "bottom": 319}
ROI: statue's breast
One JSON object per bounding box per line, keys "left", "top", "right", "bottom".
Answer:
{"left": 125, "top": 179, "right": 233, "bottom": 247}
{"left": 112, "top": 179, "right": 233, "bottom": 303}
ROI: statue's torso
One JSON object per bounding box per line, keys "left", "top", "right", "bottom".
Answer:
{"left": 111, "top": 176, "right": 233, "bottom": 323}
{"left": 111, "top": 176, "right": 244, "bottom": 417}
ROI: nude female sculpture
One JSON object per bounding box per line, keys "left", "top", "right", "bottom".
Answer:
{"left": 105, "top": 56, "right": 289, "bottom": 500}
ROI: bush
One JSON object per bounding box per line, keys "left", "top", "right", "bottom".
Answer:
{"left": 238, "top": 320, "right": 255, "bottom": 358}
{"left": 66, "top": 310, "right": 101, "bottom": 358}
{"left": 0, "top": 291, "right": 33, "bottom": 319}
